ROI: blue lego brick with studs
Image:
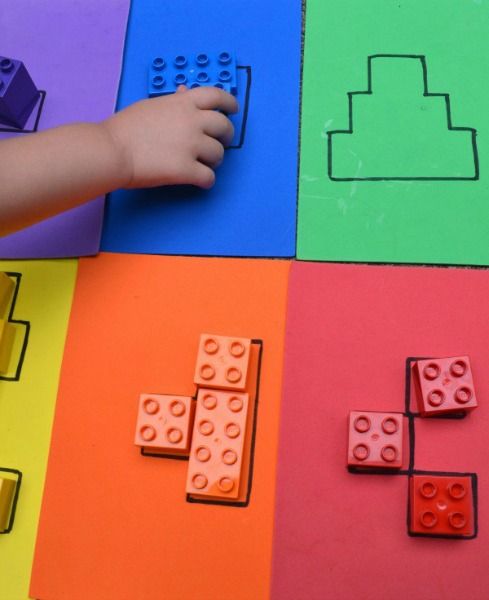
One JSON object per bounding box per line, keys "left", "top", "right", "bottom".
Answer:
{"left": 148, "top": 51, "right": 238, "bottom": 97}
{"left": 0, "top": 55, "right": 39, "bottom": 129}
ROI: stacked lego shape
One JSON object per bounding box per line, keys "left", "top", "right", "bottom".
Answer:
{"left": 0, "top": 55, "right": 39, "bottom": 129}
{"left": 135, "top": 333, "right": 254, "bottom": 504}
{"left": 347, "top": 355, "right": 478, "bottom": 539}
{"left": 148, "top": 51, "right": 237, "bottom": 97}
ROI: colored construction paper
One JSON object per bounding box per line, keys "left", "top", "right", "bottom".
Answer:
{"left": 0, "top": 0, "right": 130, "bottom": 258}
{"left": 101, "top": 0, "right": 301, "bottom": 257}
{"left": 30, "top": 254, "right": 290, "bottom": 600}
{"left": 0, "top": 260, "right": 77, "bottom": 600}
{"left": 297, "top": 0, "right": 489, "bottom": 265}
{"left": 272, "top": 261, "right": 489, "bottom": 600}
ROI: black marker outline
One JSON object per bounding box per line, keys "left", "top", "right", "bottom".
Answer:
{"left": 228, "top": 66, "right": 252, "bottom": 150}
{"left": 0, "top": 272, "right": 30, "bottom": 382}
{"left": 328, "top": 55, "right": 479, "bottom": 181}
{"left": 0, "top": 90, "right": 47, "bottom": 135}
{"left": 0, "top": 467, "right": 22, "bottom": 534}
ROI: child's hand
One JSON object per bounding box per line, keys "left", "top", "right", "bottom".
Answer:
{"left": 104, "top": 86, "right": 238, "bottom": 190}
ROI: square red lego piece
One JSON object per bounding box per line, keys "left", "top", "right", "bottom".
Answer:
{"left": 186, "top": 388, "right": 249, "bottom": 501}
{"left": 347, "top": 411, "right": 403, "bottom": 470}
{"left": 413, "top": 356, "right": 477, "bottom": 416}
{"left": 409, "top": 474, "right": 475, "bottom": 538}
{"left": 134, "top": 394, "right": 195, "bottom": 456}
{"left": 194, "top": 334, "right": 251, "bottom": 391}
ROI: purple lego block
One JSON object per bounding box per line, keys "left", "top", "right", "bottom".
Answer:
{"left": 148, "top": 51, "right": 237, "bottom": 97}
{"left": 0, "top": 56, "right": 39, "bottom": 129}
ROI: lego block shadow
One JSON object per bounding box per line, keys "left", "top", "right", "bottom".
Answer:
{"left": 348, "top": 356, "right": 478, "bottom": 540}
{"left": 0, "top": 90, "right": 46, "bottom": 135}
{"left": 0, "top": 468, "right": 22, "bottom": 534}
{"left": 0, "top": 273, "right": 30, "bottom": 381}
{"left": 328, "top": 55, "right": 479, "bottom": 181}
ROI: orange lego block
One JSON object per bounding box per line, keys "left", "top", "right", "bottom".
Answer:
{"left": 0, "top": 272, "right": 14, "bottom": 317}
{"left": 194, "top": 334, "right": 251, "bottom": 391}
{"left": 0, "top": 318, "right": 15, "bottom": 373}
{"left": 186, "top": 388, "right": 249, "bottom": 501}
{"left": 0, "top": 477, "right": 16, "bottom": 531}
{"left": 134, "top": 394, "right": 195, "bottom": 456}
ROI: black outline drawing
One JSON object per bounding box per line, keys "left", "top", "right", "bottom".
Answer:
{"left": 0, "top": 90, "right": 47, "bottom": 135}
{"left": 227, "top": 65, "right": 252, "bottom": 150}
{"left": 348, "top": 356, "right": 478, "bottom": 540}
{"left": 328, "top": 55, "right": 479, "bottom": 182}
{"left": 0, "top": 272, "right": 30, "bottom": 382}
{"left": 138, "top": 338, "right": 263, "bottom": 508}
{"left": 0, "top": 467, "right": 22, "bottom": 534}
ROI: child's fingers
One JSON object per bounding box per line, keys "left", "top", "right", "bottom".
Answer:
{"left": 202, "top": 111, "right": 235, "bottom": 147}
{"left": 188, "top": 161, "right": 216, "bottom": 189}
{"left": 190, "top": 87, "right": 239, "bottom": 114}
{"left": 197, "top": 137, "right": 225, "bottom": 169}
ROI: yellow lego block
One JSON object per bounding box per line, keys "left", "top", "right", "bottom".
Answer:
{"left": 0, "top": 319, "right": 15, "bottom": 373}
{"left": 0, "top": 272, "right": 14, "bottom": 317}
{"left": 0, "top": 477, "right": 16, "bottom": 532}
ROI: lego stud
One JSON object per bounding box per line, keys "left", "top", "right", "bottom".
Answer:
{"left": 448, "top": 512, "right": 467, "bottom": 529}
{"left": 420, "top": 510, "right": 438, "bottom": 528}
{"left": 203, "top": 337, "right": 219, "bottom": 354}
{"left": 215, "top": 83, "right": 225, "bottom": 89}
{"left": 152, "top": 57, "right": 165, "bottom": 71}
{"left": 218, "top": 52, "right": 232, "bottom": 65}
{"left": 352, "top": 443, "right": 369, "bottom": 461}
{"left": 174, "top": 55, "right": 187, "bottom": 67}
{"left": 192, "top": 474, "right": 208, "bottom": 490}
{"left": 228, "top": 396, "right": 243, "bottom": 413}
{"left": 447, "top": 482, "right": 467, "bottom": 500}
{"left": 190, "top": 83, "right": 201, "bottom": 89}
{"left": 353, "top": 415, "right": 371, "bottom": 433}
{"left": 222, "top": 449, "right": 237, "bottom": 465}
{"left": 0, "top": 58, "right": 13, "bottom": 73}
{"left": 140, "top": 425, "right": 157, "bottom": 442}
{"left": 196, "top": 53, "right": 209, "bottom": 66}
{"left": 450, "top": 360, "right": 467, "bottom": 377}
{"left": 143, "top": 397, "right": 160, "bottom": 415}
{"left": 218, "top": 477, "right": 234, "bottom": 493}
{"left": 381, "top": 417, "right": 399, "bottom": 435}
{"left": 380, "top": 445, "right": 398, "bottom": 463}
{"left": 197, "top": 71, "right": 209, "bottom": 83}
{"left": 427, "top": 389, "right": 445, "bottom": 407}
{"left": 174, "top": 73, "right": 187, "bottom": 85}
{"left": 152, "top": 75, "right": 165, "bottom": 89}
{"left": 196, "top": 446, "right": 211, "bottom": 462}
{"left": 167, "top": 428, "right": 183, "bottom": 444}
{"left": 200, "top": 364, "right": 216, "bottom": 380}
{"left": 419, "top": 481, "right": 437, "bottom": 499}
{"left": 454, "top": 386, "right": 472, "bottom": 404}
{"left": 170, "top": 400, "right": 186, "bottom": 417}
{"left": 198, "top": 420, "right": 214, "bottom": 436}
{"left": 219, "top": 70, "right": 232, "bottom": 82}
{"left": 202, "top": 394, "right": 218, "bottom": 410}
{"left": 423, "top": 363, "right": 440, "bottom": 380}
{"left": 229, "top": 341, "right": 245, "bottom": 358}
{"left": 226, "top": 367, "right": 242, "bottom": 384}
{"left": 225, "top": 422, "right": 240, "bottom": 439}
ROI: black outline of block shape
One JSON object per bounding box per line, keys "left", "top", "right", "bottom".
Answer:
{"left": 327, "top": 55, "right": 479, "bottom": 181}
{"left": 0, "top": 272, "right": 30, "bottom": 382}
{"left": 0, "top": 90, "right": 47, "bottom": 135}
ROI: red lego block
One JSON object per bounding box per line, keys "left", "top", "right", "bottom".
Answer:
{"left": 134, "top": 394, "right": 195, "bottom": 456}
{"left": 193, "top": 334, "right": 251, "bottom": 391}
{"left": 409, "top": 474, "right": 475, "bottom": 538}
{"left": 413, "top": 356, "right": 477, "bottom": 416}
{"left": 347, "top": 411, "right": 403, "bottom": 470}
{"left": 186, "top": 388, "right": 249, "bottom": 501}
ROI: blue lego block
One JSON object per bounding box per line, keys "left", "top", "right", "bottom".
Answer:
{"left": 0, "top": 56, "right": 39, "bottom": 129}
{"left": 148, "top": 51, "right": 238, "bottom": 97}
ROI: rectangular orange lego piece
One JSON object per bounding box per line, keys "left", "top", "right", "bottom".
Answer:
{"left": 0, "top": 272, "right": 14, "bottom": 317}
{"left": 0, "top": 319, "right": 15, "bottom": 373}
{"left": 134, "top": 394, "right": 195, "bottom": 456}
{"left": 186, "top": 388, "right": 249, "bottom": 501}
{"left": 0, "top": 477, "right": 16, "bottom": 531}
{"left": 194, "top": 334, "right": 251, "bottom": 391}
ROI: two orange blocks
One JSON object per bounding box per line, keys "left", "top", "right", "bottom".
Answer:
{"left": 135, "top": 334, "right": 255, "bottom": 503}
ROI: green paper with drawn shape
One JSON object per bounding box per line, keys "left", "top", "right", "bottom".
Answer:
{"left": 298, "top": 0, "right": 489, "bottom": 265}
